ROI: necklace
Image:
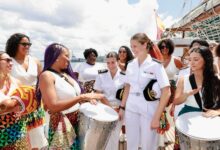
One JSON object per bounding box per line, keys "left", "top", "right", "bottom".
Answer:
{"left": 47, "top": 68, "right": 75, "bottom": 87}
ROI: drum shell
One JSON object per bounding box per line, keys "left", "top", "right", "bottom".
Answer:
{"left": 177, "top": 129, "right": 220, "bottom": 150}
{"left": 78, "top": 112, "right": 119, "bottom": 150}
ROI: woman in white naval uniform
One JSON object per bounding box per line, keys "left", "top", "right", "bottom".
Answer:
{"left": 5, "top": 33, "right": 47, "bottom": 150}
{"left": 119, "top": 33, "right": 171, "bottom": 150}
{"left": 94, "top": 52, "right": 125, "bottom": 150}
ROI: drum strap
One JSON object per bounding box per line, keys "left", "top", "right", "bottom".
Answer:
{"left": 189, "top": 74, "right": 203, "bottom": 111}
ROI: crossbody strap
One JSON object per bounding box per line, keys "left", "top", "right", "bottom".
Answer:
{"left": 189, "top": 74, "right": 203, "bottom": 111}
{"left": 47, "top": 68, "right": 75, "bottom": 88}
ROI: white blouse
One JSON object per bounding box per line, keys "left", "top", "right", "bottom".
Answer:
{"left": 74, "top": 62, "right": 105, "bottom": 82}
{"left": 165, "top": 56, "right": 179, "bottom": 81}
{"left": 11, "top": 55, "right": 38, "bottom": 86}
{"left": 50, "top": 72, "right": 81, "bottom": 114}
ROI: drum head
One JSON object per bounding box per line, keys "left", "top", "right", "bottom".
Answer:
{"left": 176, "top": 112, "right": 220, "bottom": 141}
{"left": 80, "top": 102, "right": 118, "bottom": 122}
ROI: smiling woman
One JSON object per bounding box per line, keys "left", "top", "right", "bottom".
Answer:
{"left": 75, "top": 48, "right": 105, "bottom": 93}
{"left": 5, "top": 33, "right": 48, "bottom": 150}
{"left": 0, "top": 51, "right": 31, "bottom": 149}
{"left": 36, "top": 43, "right": 105, "bottom": 149}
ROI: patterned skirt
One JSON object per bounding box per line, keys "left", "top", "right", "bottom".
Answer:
{"left": 25, "top": 106, "right": 45, "bottom": 131}
{"left": 48, "top": 111, "right": 80, "bottom": 150}
{"left": 0, "top": 113, "right": 30, "bottom": 150}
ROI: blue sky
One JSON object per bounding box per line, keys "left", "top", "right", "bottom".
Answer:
{"left": 157, "top": 0, "right": 201, "bottom": 19}
{"left": 128, "top": 0, "right": 202, "bottom": 20}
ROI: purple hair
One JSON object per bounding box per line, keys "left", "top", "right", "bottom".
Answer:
{"left": 36, "top": 43, "right": 83, "bottom": 101}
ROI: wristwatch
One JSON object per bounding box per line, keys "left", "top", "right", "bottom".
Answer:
{"left": 119, "top": 105, "right": 125, "bottom": 110}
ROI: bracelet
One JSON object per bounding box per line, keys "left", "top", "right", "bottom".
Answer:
{"left": 119, "top": 105, "right": 125, "bottom": 110}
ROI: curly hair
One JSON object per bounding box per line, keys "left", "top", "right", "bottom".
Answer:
{"left": 83, "top": 48, "right": 98, "bottom": 59}
{"left": 190, "top": 46, "right": 220, "bottom": 109}
{"left": 5, "top": 33, "right": 30, "bottom": 57}
{"left": 157, "top": 38, "right": 175, "bottom": 55}
{"left": 118, "top": 46, "right": 134, "bottom": 70}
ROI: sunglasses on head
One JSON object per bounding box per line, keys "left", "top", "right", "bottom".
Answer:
{"left": 0, "top": 58, "right": 12, "bottom": 63}
{"left": 190, "top": 46, "right": 208, "bottom": 53}
{"left": 19, "top": 42, "right": 32, "bottom": 47}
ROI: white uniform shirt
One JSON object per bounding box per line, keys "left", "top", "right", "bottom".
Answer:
{"left": 125, "top": 55, "right": 170, "bottom": 114}
{"left": 125, "top": 55, "right": 170, "bottom": 93}
{"left": 74, "top": 62, "right": 105, "bottom": 82}
{"left": 94, "top": 69, "right": 125, "bottom": 103}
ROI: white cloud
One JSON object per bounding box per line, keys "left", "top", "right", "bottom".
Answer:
{"left": 158, "top": 13, "right": 180, "bottom": 28}
{"left": 0, "top": 0, "right": 158, "bottom": 59}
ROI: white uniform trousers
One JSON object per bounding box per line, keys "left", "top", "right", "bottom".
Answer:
{"left": 125, "top": 110, "right": 158, "bottom": 150}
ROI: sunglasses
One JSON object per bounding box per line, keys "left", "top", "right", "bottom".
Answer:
{"left": 119, "top": 50, "right": 126, "bottom": 54}
{"left": 19, "top": 42, "right": 32, "bottom": 47}
{"left": 160, "top": 45, "right": 167, "bottom": 49}
{"left": 0, "top": 58, "right": 12, "bottom": 63}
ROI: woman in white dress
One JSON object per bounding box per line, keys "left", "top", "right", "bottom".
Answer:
{"left": 173, "top": 46, "right": 220, "bottom": 149}
{"left": 36, "top": 43, "right": 105, "bottom": 149}
{"left": 75, "top": 48, "right": 105, "bottom": 93}
{"left": 157, "top": 38, "right": 183, "bottom": 149}
{"left": 5, "top": 33, "right": 47, "bottom": 150}
{"left": 0, "top": 51, "right": 37, "bottom": 149}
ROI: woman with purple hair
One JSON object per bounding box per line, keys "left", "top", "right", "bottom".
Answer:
{"left": 36, "top": 43, "right": 105, "bottom": 149}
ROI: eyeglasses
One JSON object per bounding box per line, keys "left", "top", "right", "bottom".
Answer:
{"left": 19, "top": 42, "right": 32, "bottom": 47}
{"left": 160, "top": 45, "right": 167, "bottom": 49}
{"left": 119, "top": 51, "right": 126, "bottom": 54}
{"left": 0, "top": 58, "right": 12, "bottom": 63}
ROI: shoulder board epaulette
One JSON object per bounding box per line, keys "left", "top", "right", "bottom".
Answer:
{"left": 152, "top": 58, "right": 162, "bottom": 64}
{"left": 98, "top": 69, "right": 108, "bottom": 74}
{"left": 180, "top": 66, "right": 189, "bottom": 70}
{"left": 120, "top": 71, "right": 126, "bottom": 75}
